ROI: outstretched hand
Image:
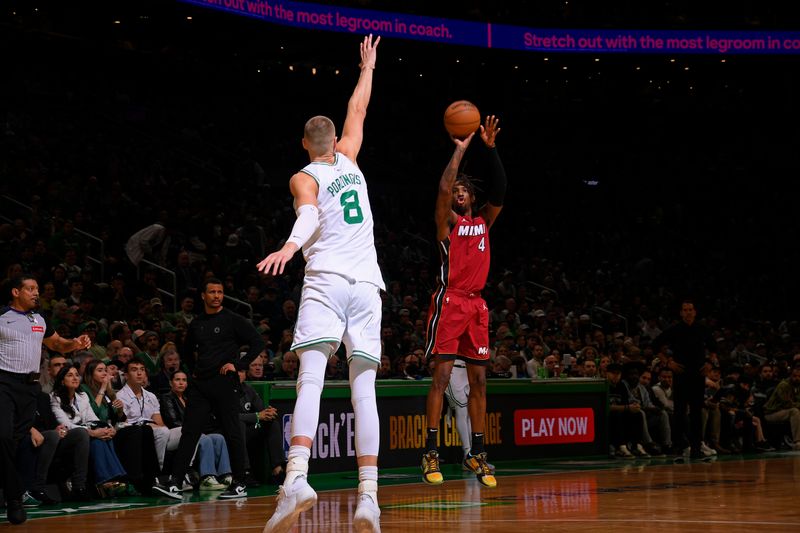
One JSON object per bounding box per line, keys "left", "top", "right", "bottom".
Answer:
{"left": 480, "top": 115, "right": 500, "bottom": 148}
{"left": 359, "top": 34, "right": 380, "bottom": 70}
{"left": 451, "top": 131, "right": 475, "bottom": 151}
{"left": 256, "top": 243, "right": 299, "bottom": 276}
{"left": 74, "top": 334, "right": 92, "bottom": 350}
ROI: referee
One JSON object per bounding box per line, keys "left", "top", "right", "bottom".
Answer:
{"left": 153, "top": 278, "right": 264, "bottom": 500}
{"left": 1, "top": 275, "right": 90, "bottom": 524}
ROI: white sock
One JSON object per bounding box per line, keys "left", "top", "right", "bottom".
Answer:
{"left": 288, "top": 445, "right": 311, "bottom": 463}
{"left": 358, "top": 465, "right": 378, "bottom": 483}
{"left": 358, "top": 466, "right": 378, "bottom": 504}
{"left": 285, "top": 446, "right": 311, "bottom": 486}
{"left": 357, "top": 476, "right": 378, "bottom": 506}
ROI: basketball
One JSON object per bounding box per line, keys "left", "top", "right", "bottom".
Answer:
{"left": 443, "top": 100, "right": 480, "bottom": 139}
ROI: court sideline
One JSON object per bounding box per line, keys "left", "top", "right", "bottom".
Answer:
{"left": 5, "top": 453, "right": 799, "bottom": 532}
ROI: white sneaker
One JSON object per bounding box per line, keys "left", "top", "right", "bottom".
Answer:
{"left": 632, "top": 443, "right": 650, "bottom": 457}
{"left": 199, "top": 475, "right": 226, "bottom": 491}
{"left": 615, "top": 444, "right": 634, "bottom": 458}
{"left": 184, "top": 470, "right": 200, "bottom": 490}
{"left": 700, "top": 442, "right": 717, "bottom": 456}
{"left": 263, "top": 476, "right": 317, "bottom": 533}
{"left": 353, "top": 492, "right": 381, "bottom": 533}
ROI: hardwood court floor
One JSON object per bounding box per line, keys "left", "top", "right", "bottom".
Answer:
{"left": 10, "top": 454, "right": 800, "bottom": 532}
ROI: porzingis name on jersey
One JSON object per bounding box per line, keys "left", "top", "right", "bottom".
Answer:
{"left": 457, "top": 222, "right": 486, "bottom": 237}
{"left": 326, "top": 173, "right": 362, "bottom": 197}
{"left": 300, "top": 152, "right": 385, "bottom": 290}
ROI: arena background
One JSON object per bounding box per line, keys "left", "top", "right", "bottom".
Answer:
{"left": 2, "top": 0, "right": 800, "bottom": 325}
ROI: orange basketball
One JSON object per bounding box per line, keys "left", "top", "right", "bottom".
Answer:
{"left": 443, "top": 100, "right": 480, "bottom": 139}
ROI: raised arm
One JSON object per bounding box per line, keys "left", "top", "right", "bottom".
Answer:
{"left": 337, "top": 34, "right": 380, "bottom": 163}
{"left": 477, "top": 115, "right": 505, "bottom": 229}
{"left": 435, "top": 133, "right": 474, "bottom": 241}
{"left": 256, "top": 172, "right": 319, "bottom": 276}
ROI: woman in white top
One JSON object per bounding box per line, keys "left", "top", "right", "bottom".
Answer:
{"left": 50, "top": 365, "right": 127, "bottom": 498}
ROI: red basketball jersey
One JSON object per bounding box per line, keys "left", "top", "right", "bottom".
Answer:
{"left": 438, "top": 215, "right": 491, "bottom": 293}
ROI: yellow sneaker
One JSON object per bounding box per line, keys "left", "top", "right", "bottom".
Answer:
{"left": 463, "top": 452, "right": 497, "bottom": 488}
{"left": 421, "top": 450, "right": 444, "bottom": 485}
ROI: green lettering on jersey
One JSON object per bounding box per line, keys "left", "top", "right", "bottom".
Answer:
{"left": 327, "top": 173, "right": 364, "bottom": 198}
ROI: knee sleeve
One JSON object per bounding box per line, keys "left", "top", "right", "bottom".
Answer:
{"left": 349, "top": 357, "right": 379, "bottom": 457}
{"left": 291, "top": 348, "right": 328, "bottom": 440}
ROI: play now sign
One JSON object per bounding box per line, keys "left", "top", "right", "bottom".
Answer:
{"left": 514, "top": 408, "right": 595, "bottom": 445}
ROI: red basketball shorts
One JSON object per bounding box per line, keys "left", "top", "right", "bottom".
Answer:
{"left": 424, "top": 288, "right": 489, "bottom": 363}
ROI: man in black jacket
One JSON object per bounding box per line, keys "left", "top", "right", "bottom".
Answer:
{"left": 237, "top": 369, "right": 285, "bottom": 485}
{"left": 153, "top": 278, "right": 264, "bottom": 500}
{"left": 653, "top": 299, "right": 718, "bottom": 459}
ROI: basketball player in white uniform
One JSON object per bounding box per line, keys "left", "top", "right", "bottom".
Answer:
{"left": 445, "top": 363, "right": 472, "bottom": 462}
{"left": 258, "top": 34, "right": 383, "bottom": 533}
{"left": 445, "top": 364, "right": 494, "bottom": 473}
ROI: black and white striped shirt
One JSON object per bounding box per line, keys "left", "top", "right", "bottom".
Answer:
{"left": 0, "top": 306, "right": 54, "bottom": 373}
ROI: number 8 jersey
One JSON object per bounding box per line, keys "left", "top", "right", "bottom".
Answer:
{"left": 297, "top": 152, "right": 385, "bottom": 290}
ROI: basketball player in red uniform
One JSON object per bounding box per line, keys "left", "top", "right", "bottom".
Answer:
{"left": 421, "top": 115, "right": 505, "bottom": 488}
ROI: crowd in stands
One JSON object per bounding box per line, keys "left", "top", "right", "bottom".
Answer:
{"left": 3, "top": 2, "right": 800, "bottom": 506}
{"left": 4, "top": 320, "right": 286, "bottom": 506}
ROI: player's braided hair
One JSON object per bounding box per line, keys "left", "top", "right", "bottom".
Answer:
{"left": 455, "top": 172, "right": 482, "bottom": 198}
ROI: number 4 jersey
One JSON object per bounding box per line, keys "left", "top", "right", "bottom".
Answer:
{"left": 424, "top": 215, "right": 491, "bottom": 361}
{"left": 297, "top": 152, "right": 385, "bottom": 290}
{"left": 439, "top": 215, "right": 491, "bottom": 294}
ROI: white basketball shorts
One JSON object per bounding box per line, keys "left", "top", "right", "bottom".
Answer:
{"left": 291, "top": 271, "right": 382, "bottom": 365}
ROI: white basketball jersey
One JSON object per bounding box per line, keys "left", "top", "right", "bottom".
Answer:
{"left": 297, "top": 152, "right": 385, "bottom": 290}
